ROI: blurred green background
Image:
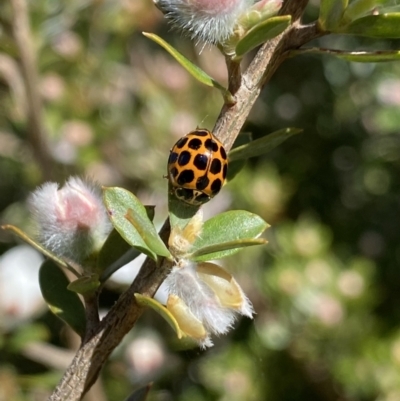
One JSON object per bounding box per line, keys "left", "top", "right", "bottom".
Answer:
{"left": 1, "top": 1, "right": 400, "bottom": 400}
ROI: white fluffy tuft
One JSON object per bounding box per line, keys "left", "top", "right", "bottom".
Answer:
{"left": 156, "top": 0, "right": 254, "bottom": 44}
{"left": 166, "top": 260, "right": 236, "bottom": 337}
{"left": 29, "top": 176, "right": 112, "bottom": 263}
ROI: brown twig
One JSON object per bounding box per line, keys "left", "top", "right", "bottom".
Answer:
{"left": 214, "top": 0, "right": 322, "bottom": 151}
{"left": 48, "top": 1, "right": 322, "bottom": 400}
{"left": 83, "top": 293, "right": 101, "bottom": 343}
{"left": 48, "top": 219, "right": 173, "bottom": 400}
{"left": 11, "top": 0, "right": 55, "bottom": 180}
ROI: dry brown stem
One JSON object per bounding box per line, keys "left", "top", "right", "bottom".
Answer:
{"left": 11, "top": 0, "right": 54, "bottom": 180}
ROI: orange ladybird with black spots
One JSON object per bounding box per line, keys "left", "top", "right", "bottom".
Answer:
{"left": 168, "top": 129, "right": 228, "bottom": 205}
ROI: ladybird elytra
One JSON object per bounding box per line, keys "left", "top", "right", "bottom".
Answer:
{"left": 167, "top": 129, "right": 228, "bottom": 205}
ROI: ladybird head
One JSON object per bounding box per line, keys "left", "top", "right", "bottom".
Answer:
{"left": 174, "top": 187, "right": 210, "bottom": 206}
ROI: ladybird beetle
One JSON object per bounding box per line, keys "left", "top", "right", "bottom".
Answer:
{"left": 168, "top": 129, "right": 228, "bottom": 205}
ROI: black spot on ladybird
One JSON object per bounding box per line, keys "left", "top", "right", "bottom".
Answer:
{"left": 223, "top": 164, "right": 227, "bottom": 179}
{"left": 193, "top": 154, "right": 208, "bottom": 170}
{"left": 196, "top": 175, "right": 209, "bottom": 190}
{"left": 193, "top": 130, "right": 209, "bottom": 137}
{"left": 168, "top": 152, "right": 178, "bottom": 164}
{"left": 178, "top": 151, "right": 191, "bottom": 166}
{"left": 176, "top": 137, "right": 188, "bottom": 149}
{"left": 188, "top": 138, "right": 202, "bottom": 150}
{"left": 205, "top": 138, "right": 219, "bottom": 152}
{"left": 211, "top": 178, "right": 222, "bottom": 194}
{"left": 210, "top": 158, "right": 222, "bottom": 174}
{"left": 220, "top": 146, "right": 227, "bottom": 160}
{"left": 177, "top": 169, "right": 195, "bottom": 185}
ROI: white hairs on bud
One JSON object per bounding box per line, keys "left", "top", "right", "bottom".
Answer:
{"left": 29, "top": 177, "right": 112, "bottom": 263}
{"left": 166, "top": 260, "right": 236, "bottom": 336}
{"left": 156, "top": 0, "right": 254, "bottom": 44}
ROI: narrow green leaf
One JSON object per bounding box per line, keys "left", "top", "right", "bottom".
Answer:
{"left": 292, "top": 47, "right": 400, "bottom": 62}
{"left": 228, "top": 128, "right": 302, "bottom": 162}
{"left": 123, "top": 384, "right": 152, "bottom": 401}
{"left": 191, "top": 238, "right": 268, "bottom": 262}
{"left": 319, "top": 0, "right": 348, "bottom": 30}
{"left": 143, "top": 32, "right": 232, "bottom": 103}
{"left": 1, "top": 224, "right": 80, "bottom": 277}
{"left": 237, "top": 0, "right": 282, "bottom": 31}
{"left": 125, "top": 209, "right": 171, "bottom": 259}
{"left": 190, "top": 210, "right": 269, "bottom": 261}
{"left": 227, "top": 132, "right": 252, "bottom": 180}
{"left": 343, "top": 0, "right": 388, "bottom": 23}
{"left": 227, "top": 159, "right": 247, "bottom": 181}
{"left": 98, "top": 229, "right": 137, "bottom": 274}
{"left": 339, "top": 13, "right": 400, "bottom": 38}
{"left": 337, "top": 50, "right": 400, "bottom": 62}
{"left": 103, "top": 187, "right": 171, "bottom": 260}
{"left": 97, "top": 228, "right": 129, "bottom": 266}
{"left": 67, "top": 274, "right": 100, "bottom": 295}
{"left": 235, "top": 15, "right": 291, "bottom": 58}
{"left": 168, "top": 182, "right": 200, "bottom": 231}
{"left": 144, "top": 205, "right": 156, "bottom": 222}
{"left": 98, "top": 229, "right": 141, "bottom": 282}
{"left": 39, "top": 260, "right": 86, "bottom": 337}
{"left": 98, "top": 206, "right": 153, "bottom": 281}
{"left": 135, "top": 293, "right": 184, "bottom": 339}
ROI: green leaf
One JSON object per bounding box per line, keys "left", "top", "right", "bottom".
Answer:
{"left": 39, "top": 260, "right": 86, "bottom": 337}
{"left": 337, "top": 50, "right": 400, "bottom": 62}
{"left": 228, "top": 128, "right": 302, "bottom": 162}
{"left": 319, "top": 0, "right": 348, "bottom": 30}
{"left": 168, "top": 183, "right": 200, "bottom": 231}
{"left": 67, "top": 274, "right": 100, "bottom": 295}
{"left": 343, "top": 0, "right": 388, "bottom": 23}
{"left": 135, "top": 293, "right": 184, "bottom": 339}
{"left": 143, "top": 32, "right": 233, "bottom": 104}
{"left": 103, "top": 187, "right": 171, "bottom": 261}
{"left": 292, "top": 47, "right": 400, "bottom": 62}
{"left": 227, "top": 159, "right": 248, "bottom": 181}
{"left": 144, "top": 205, "right": 156, "bottom": 222}
{"left": 227, "top": 132, "right": 252, "bottom": 181}
{"left": 98, "top": 206, "right": 153, "bottom": 281}
{"left": 237, "top": 0, "right": 282, "bottom": 31}
{"left": 235, "top": 15, "right": 291, "bottom": 58}
{"left": 191, "top": 238, "right": 267, "bottom": 261}
{"left": 98, "top": 229, "right": 141, "bottom": 282}
{"left": 125, "top": 208, "right": 171, "bottom": 259}
{"left": 190, "top": 210, "right": 269, "bottom": 261}
{"left": 123, "top": 384, "right": 152, "bottom": 401}
{"left": 1, "top": 224, "right": 80, "bottom": 277}
{"left": 339, "top": 13, "right": 400, "bottom": 38}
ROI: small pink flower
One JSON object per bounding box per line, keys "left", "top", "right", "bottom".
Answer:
{"left": 29, "top": 177, "right": 111, "bottom": 263}
{"left": 155, "top": 0, "right": 254, "bottom": 44}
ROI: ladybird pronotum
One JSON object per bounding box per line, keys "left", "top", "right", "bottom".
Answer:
{"left": 167, "top": 129, "right": 228, "bottom": 205}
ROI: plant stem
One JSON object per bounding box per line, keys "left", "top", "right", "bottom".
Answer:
{"left": 11, "top": 0, "right": 54, "bottom": 180}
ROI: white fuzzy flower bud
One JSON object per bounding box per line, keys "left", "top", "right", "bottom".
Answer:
{"left": 166, "top": 260, "right": 236, "bottom": 334}
{"left": 165, "top": 259, "right": 253, "bottom": 347}
{"left": 155, "top": 0, "right": 254, "bottom": 44}
{"left": 29, "top": 176, "right": 112, "bottom": 264}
